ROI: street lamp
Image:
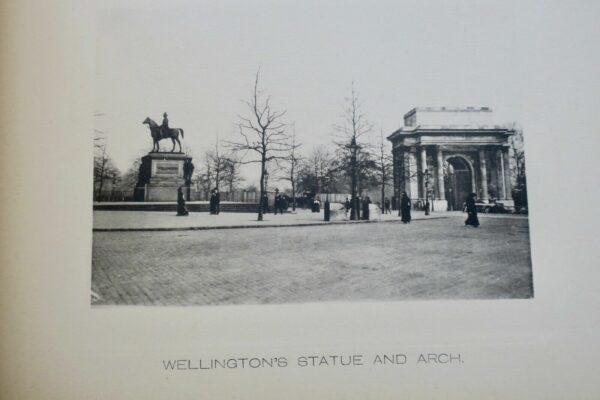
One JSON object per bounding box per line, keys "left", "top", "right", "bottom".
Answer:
{"left": 264, "top": 170, "right": 269, "bottom": 191}
{"left": 424, "top": 169, "right": 430, "bottom": 216}
{"left": 323, "top": 176, "right": 331, "bottom": 222}
{"left": 262, "top": 169, "right": 270, "bottom": 214}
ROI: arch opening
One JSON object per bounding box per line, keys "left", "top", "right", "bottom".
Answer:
{"left": 445, "top": 156, "right": 474, "bottom": 211}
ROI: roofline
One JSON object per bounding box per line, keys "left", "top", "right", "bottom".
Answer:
{"left": 387, "top": 126, "right": 515, "bottom": 142}
{"left": 403, "top": 106, "right": 493, "bottom": 120}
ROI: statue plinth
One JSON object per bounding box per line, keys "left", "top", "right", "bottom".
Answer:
{"left": 134, "top": 152, "right": 193, "bottom": 201}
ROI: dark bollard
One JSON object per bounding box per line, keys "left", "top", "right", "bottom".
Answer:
{"left": 324, "top": 200, "right": 330, "bottom": 221}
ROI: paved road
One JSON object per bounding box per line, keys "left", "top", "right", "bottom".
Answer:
{"left": 92, "top": 215, "right": 533, "bottom": 305}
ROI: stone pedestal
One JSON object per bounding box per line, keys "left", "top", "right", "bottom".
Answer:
{"left": 135, "top": 152, "right": 191, "bottom": 202}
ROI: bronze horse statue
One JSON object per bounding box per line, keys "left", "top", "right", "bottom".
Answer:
{"left": 143, "top": 117, "right": 184, "bottom": 152}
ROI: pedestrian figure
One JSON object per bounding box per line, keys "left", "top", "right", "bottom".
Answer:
{"left": 465, "top": 192, "right": 480, "bottom": 227}
{"left": 344, "top": 197, "right": 351, "bottom": 216}
{"left": 354, "top": 196, "right": 361, "bottom": 220}
{"left": 274, "top": 189, "right": 284, "bottom": 215}
{"left": 312, "top": 199, "right": 321, "bottom": 213}
{"left": 209, "top": 188, "right": 218, "bottom": 214}
{"left": 362, "top": 196, "right": 371, "bottom": 220}
{"left": 176, "top": 187, "right": 189, "bottom": 216}
{"left": 400, "top": 192, "right": 411, "bottom": 223}
{"left": 384, "top": 197, "right": 391, "bottom": 214}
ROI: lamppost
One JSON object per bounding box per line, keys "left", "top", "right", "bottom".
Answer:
{"left": 264, "top": 170, "right": 269, "bottom": 191}
{"left": 424, "top": 168, "right": 430, "bottom": 216}
{"left": 323, "top": 176, "right": 331, "bottom": 222}
{"left": 263, "top": 169, "right": 269, "bottom": 213}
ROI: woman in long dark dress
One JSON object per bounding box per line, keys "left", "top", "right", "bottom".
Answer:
{"left": 362, "top": 196, "right": 371, "bottom": 220}
{"left": 400, "top": 192, "right": 411, "bottom": 223}
{"left": 176, "top": 187, "right": 189, "bottom": 216}
{"left": 465, "top": 192, "right": 480, "bottom": 227}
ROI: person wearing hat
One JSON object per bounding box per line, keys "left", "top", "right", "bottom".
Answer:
{"left": 400, "top": 192, "right": 411, "bottom": 223}
{"left": 161, "top": 112, "right": 169, "bottom": 138}
{"left": 464, "top": 192, "right": 480, "bottom": 227}
{"left": 274, "top": 189, "right": 284, "bottom": 215}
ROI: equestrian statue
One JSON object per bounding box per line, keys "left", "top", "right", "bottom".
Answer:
{"left": 143, "top": 112, "right": 184, "bottom": 152}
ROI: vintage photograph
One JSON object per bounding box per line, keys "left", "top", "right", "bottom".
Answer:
{"left": 92, "top": 2, "right": 532, "bottom": 306}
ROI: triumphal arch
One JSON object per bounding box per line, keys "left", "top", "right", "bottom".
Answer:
{"left": 388, "top": 107, "right": 514, "bottom": 211}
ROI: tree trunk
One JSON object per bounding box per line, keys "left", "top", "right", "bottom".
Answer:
{"left": 381, "top": 181, "right": 385, "bottom": 215}
{"left": 258, "top": 154, "right": 265, "bottom": 221}
{"left": 350, "top": 148, "right": 358, "bottom": 220}
{"left": 292, "top": 182, "right": 296, "bottom": 211}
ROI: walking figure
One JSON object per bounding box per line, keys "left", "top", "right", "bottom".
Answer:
{"left": 344, "top": 197, "right": 351, "bottom": 216}
{"left": 464, "top": 192, "right": 480, "bottom": 227}
{"left": 384, "top": 197, "right": 391, "bottom": 214}
{"left": 400, "top": 192, "right": 411, "bottom": 223}
{"left": 274, "top": 189, "right": 285, "bottom": 215}
{"left": 176, "top": 187, "right": 189, "bottom": 216}
{"left": 209, "top": 188, "right": 220, "bottom": 215}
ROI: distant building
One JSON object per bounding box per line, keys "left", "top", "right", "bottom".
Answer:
{"left": 387, "top": 107, "right": 514, "bottom": 211}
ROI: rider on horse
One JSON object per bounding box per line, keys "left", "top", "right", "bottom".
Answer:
{"left": 161, "top": 112, "right": 169, "bottom": 139}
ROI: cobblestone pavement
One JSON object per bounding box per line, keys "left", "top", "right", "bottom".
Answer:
{"left": 92, "top": 215, "right": 532, "bottom": 305}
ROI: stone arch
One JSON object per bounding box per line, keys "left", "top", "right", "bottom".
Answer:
{"left": 444, "top": 154, "right": 476, "bottom": 210}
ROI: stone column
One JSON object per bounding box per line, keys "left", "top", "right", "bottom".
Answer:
{"left": 496, "top": 148, "right": 506, "bottom": 199}
{"left": 393, "top": 147, "right": 401, "bottom": 208}
{"left": 407, "top": 148, "right": 419, "bottom": 199}
{"left": 420, "top": 147, "right": 428, "bottom": 198}
{"left": 478, "top": 149, "right": 489, "bottom": 202}
{"left": 436, "top": 147, "right": 445, "bottom": 199}
{"left": 502, "top": 148, "right": 512, "bottom": 198}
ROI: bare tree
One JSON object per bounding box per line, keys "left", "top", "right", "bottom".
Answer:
{"left": 93, "top": 141, "right": 119, "bottom": 201}
{"left": 222, "top": 154, "right": 244, "bottom": 199}
{"left": 196, "top": 139, "right": 229, "bottom": 197}
{"left": 306, "top": 146, "right": 336, "bottom": 194}
{"left": 508, "top": 123, "right": 527, "bottom": 209}
{"left": 333, "top": 83, "right": 373, "bottom": 220}
{"left": 226, "top": 70, "right": 290, "bottom": 221}
{"left": 196, "top": 153, "right": 214, "bottom": 196}
{"left": 278, "top": 126, "right": 302, "bottom": 211}
{"left": 373, "top": 128, "right": 393, "bottom": 210}
{"left": 118, "top": 158, "right": 142, "bottom": 200}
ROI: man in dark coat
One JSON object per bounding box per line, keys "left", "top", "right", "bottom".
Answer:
{"left": 400, "top": 192, "right": 411, "bottom": 223}
{"left": 384, "top": 197, "right": 391, "bottom": 214}
{"left": 274, "top": 189, "right": 284, "bottom": 215}
{"left": 215, "top": 189, "right": 220, "bottom": 214}
{"left": 176, "top": 187, "right": 189, "bottom": 216}
{"left": 465, "top": 192, "right": 480, "bottom": 227}
{"left": 209, "top": 188, "right": 217, "bottom": 214}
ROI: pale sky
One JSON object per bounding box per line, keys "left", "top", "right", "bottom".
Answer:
{"left": 94, "top": 0, "right": 586, "bottom": 186}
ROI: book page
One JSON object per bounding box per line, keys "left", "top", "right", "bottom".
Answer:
{"left": 1, "top": 0, "right": 599, "bottom": 398}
